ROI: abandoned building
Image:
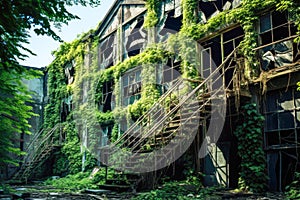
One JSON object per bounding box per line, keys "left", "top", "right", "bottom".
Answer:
{"left": 8, "top": 0, "right": 300, "bottom": 193}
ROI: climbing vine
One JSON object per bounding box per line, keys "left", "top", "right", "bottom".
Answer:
{"left": 286, "top": 172, "right": 300, "bottom": 199}
{"left": 182, "top": 0, "right": 197, "bottom": 28}
{"left": 234, "top": 103, "right": 268, "bottom": 193}
{"left": 110, "top": 44, "right": 173, "bottom": 123}
{"left": 144, "top": 0, "right": 161, "bottom": 28}
{"left": 180, "top": 0, "right": 300, "bottom": 78}
{"left": 44, "top": 0, "right": 300, "bottom": 184}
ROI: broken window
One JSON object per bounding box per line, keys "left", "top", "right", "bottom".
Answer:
{"left": 258, "top": 11, "right": 296, "bottom": 70}
{"left": 158, "top": 10, "right": 183, "bottom": 42}
{"left": 223, "top": 26, "right": 244, "bottom": 57}
{"left": 124, "top": 17, "right": 146, "bottom": 58}
{"left": 99, "top": 33, "right": 116, "bottom": 69}
{"left": 198, "top": 0, "right": 236, "bottom": 23}
{"left": 223, "top": 26, "right": 244, "bottom": 89}
{"left": 100, "top": 80, "right": 114, "bottom": 112}
{"left": 264, "top": 88, "right": 299, "bottom": 133}
{"left": 101, "top": 124, "right": 113, "bottom": 147}
{"left": 263, "top": 87, "right": 300, "bottom": 191}
{"left": 64, "top": 61, "right": 75, "bottom": 85}
{"left": 156, "top": 58, "right": 181, "bottom": 94}
{"left": 122, "top": 68, "right": 142, "bottom": 106}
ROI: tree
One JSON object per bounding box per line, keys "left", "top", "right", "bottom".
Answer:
{"left": 0, "top": 0, "right": 101, "bottom": 166}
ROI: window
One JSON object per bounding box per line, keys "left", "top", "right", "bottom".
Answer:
{"left": 99, "top": 34, "right": 116, "bottom": 69}
{"left": 122, "top": 68, "right": 142, "bottom": 106}
{"left": 101, "top": 80, "right": 114, "bottom": 112}
{"left": 263, "top": 87, "right": 300, "bottom": 192}
{"left": 101, "top": 125, "right": 113, "bottom": 147}
{"left": 259, "top": 11, "right": 291, "bottom": 44}
{"left": 201, "top": 47, "right": 212, "bottom": 79}
{"left": 258, "top": 11, "right": 296, "bottom": 70}
{"left": 263, "top": 87, "right": 300, "bottom": 148}
{"left": 64, "top": 62, "right": 75, "bottom": 85}
{"left": 156, "top": 59, "right": 181, "bottom": 94}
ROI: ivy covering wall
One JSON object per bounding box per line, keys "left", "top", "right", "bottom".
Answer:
{"left": 44, "top": 0, "right": 300, "bottom": 184}
{"left": 180, "top": 0, "right": 300, "bottom": 78}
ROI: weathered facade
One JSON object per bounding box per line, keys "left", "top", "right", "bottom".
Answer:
{"left": 14, "top": 0, "right": 300, "bottom": 192}
{"left": 1, "top": 67, "right": 46, "bottom": 180}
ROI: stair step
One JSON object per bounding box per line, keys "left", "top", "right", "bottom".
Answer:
{"left": 106, "top": 178, "right": 136, "bottom": 185}
{"left": 99, "top": 184, "right": 131, "bottom": 192}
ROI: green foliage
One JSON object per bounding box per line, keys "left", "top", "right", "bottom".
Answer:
{"left": 96, "top": 111, "right": 114, "bottom": 125}
{"left": 0, "top": 68, "right": 41, "bottom": 166}
{"left": 0, "top": 183, "right": 12, "bottom": 194}
{"left": 132, "top": 179, "right": 201, "bottom": 200}
{"left": 182, "top": 0, "right": 197, "bottom": 27}
{"left": 111, "top": 123, "right": 119, "bottom": 143}
{"left": 0, "top": 0, "right": 100, "bottom": 165}
{"left": 60, "top": 118, "right": 97, "bottom": 174}
{"left": 45, "top": 172, "right": 97, "bottom": 192}
{"left": 108, "top": 44, "right": 173, "bottom": 126}
{"left": 180, "top": 0, "right": 300, "bottom": 78}
{"left": 45, "top": 167, "right": 115, "bottom": 192}
{"left": 234, "top": 103, "right": 268, "bottom": 193}
{"left": 286, "top": 172, "right": 300, "bottom": 199}
{"left": 144, "top": 0, "right": 161, "bottom": 28}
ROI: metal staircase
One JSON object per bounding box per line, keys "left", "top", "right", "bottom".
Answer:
{"left": 11, "top": 124, "right": 61, "bottom": 183}
{"left": 100, "top": 46, "right": 241, "bottom": 190}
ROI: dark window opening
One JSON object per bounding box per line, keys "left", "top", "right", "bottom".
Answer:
{"left": 101, "top": 80, "right": 114, "bottom": 112}
{"left": 122, "top": 68, "right": 142, "bottom": 106}
{"left": 157, "top": 58, "right": 181, "bottom": 94}
{"left": 198, "top": 0, "right": 234, "bottom": 21}
{"left": 259, "top": 11, "right": 295, "bottom": 70}
{"left": 263, "top": 87, "right": 300, "bottom": 136}
{"left": 272, "top": 11, "right": 288, "bottom": 28}
{"left": 223, "top": 26, "right": 244, "bottom": 42}
{"left": 264, "top": 88, "right": 300, "bottom": 192}
{"left": 159, "top": 10, "right": 183, "bottom": 36}
{"left": 223, "top": 26, "right": 244, "bottom": 59}
{"left": 126, "top": 18, "right": 145, "bottom": 58}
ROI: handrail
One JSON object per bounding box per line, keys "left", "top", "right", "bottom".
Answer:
{"left": 133, "top": 65, "right": 237, "bottom": 155}
{"left": 13, "top": 124, "right": 61, "bottom": 180}
{"left": 25, "top": 124, "right": 59, "bottom": 162}
{"left": 113, "top": 77, "right": 185, "bottom": 145}
{"left": 25, "top": 128, "right": 44, "bottom": 151}
{"left": 129, "top": 55, "right": 237, "bottom": 151}
{"left": 107, "top": 45, "right": 240, "bottom": 155}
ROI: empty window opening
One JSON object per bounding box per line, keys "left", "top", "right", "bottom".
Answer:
{"left": 122, "top": 68, "right": 142, "bottom": 106}
{"left": 101, "top": 80, "right": 114, "bottom": 112}
{"left": 156, "top": 58, "right": 181, "bottom": 94}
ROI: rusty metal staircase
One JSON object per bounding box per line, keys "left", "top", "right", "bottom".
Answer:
{"left": 100, "top": 47, "right": 241, "bottom": 190}
{"left": 11, "top": 124, "right": 61, "bottom": 183}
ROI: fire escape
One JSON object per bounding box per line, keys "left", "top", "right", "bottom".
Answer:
{"left": 11, "top": 124, "right": 62, "bottom": 183}
{"left": 99, "top": 46, "right": 243, "bottom": 191}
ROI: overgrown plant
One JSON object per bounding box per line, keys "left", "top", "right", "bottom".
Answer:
{"left": 234, "top": 103, "right": 268, "bottom": 193}
{"left": 144, "top": 0, "right": 161, "bottom": 28}
{"left": 286, "top": 172, "right": 300, "bottom": 199}
{"left": 180, "top": 0, "right": 300, "bottom": 78}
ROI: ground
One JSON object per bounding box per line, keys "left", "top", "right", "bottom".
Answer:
{"left": 0, "top": 184, "right": 287, "bottom": 200}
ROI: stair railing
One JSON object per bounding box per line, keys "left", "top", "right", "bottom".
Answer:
{"left": 13, "top": 124, "right": 60, "bottom": 181}
{"left": 109, "top": 46, "right": 240, "bottom": 154}
{"left": 112, "top": 78, "right": 185, "bottom": 146}
{"left": 129, "top": 55, "right": 237, "bottom": 153}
